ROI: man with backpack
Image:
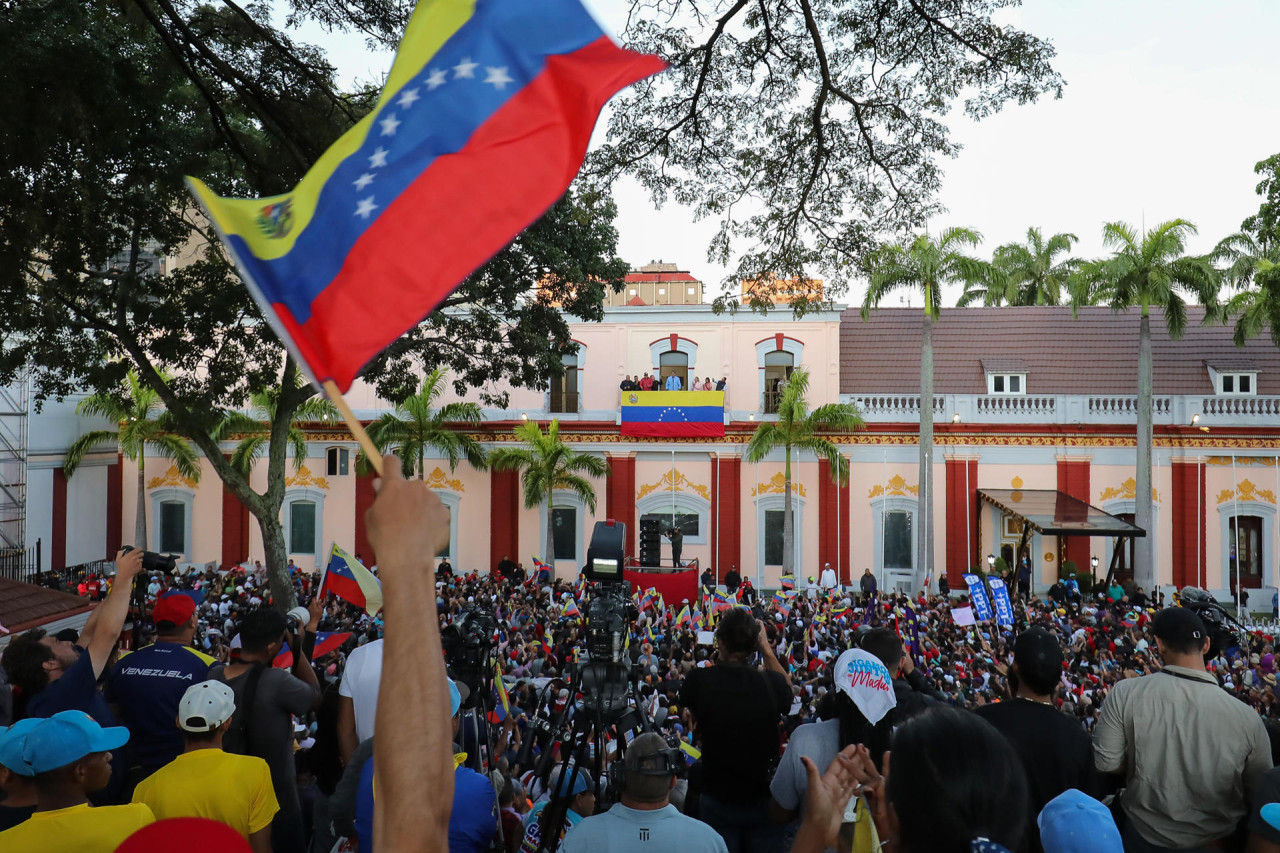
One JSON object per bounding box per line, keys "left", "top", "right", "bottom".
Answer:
{"left": 216, "top": 603, "right": 322, "bottom": 853}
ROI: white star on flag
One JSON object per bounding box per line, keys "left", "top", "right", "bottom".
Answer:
{"left": 369, "top": 147, "right": 389, "bottom": 168}
{"left": 379, "top": 113, "right": 401, "bottom": 136}
{"left": 353, "top": 173, "right": 375, "bottom": 191}
{"left": 484, "top": 66, "right": 514, "bottom": 89}
{"left": 396, "top": 87, "right": 420, "bottom": 109}
{"left": 425, "top": 68, "right": 448, "bottom": 89}
{"left": 354, "top": 197, "right": 378, "bottom": 219}
{"left": 453, "top": 57, "right": 478, "bottom": 78}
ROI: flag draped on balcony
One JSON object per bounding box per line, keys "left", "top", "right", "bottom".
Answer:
{"left": 620, "top": 391, "right": 726, "bottom": 437}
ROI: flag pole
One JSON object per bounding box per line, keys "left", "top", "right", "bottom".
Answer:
{"left": 322, "top": 380, "right": 384, "bottom": 477}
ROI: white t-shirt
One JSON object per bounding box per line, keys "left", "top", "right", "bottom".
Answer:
{"left": 820, "top": 568, "right": 838, "bottom": 589}
{"left": 339, "top": 638, "right": 384, "bottom": 742}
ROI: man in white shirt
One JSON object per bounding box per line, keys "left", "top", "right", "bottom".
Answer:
{"left": 561, "top": 733, "right": 726, "bottom": 853}
{"left": 818, "top": 563, "right": 838, "bottom": 592}
{"left": 337, "top": 638, "right": 383, "bottom": 763}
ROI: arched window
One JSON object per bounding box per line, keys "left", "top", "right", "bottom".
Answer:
{"left": 283, "top": 488, "right": 326, "bottom": 565}
{"left": 551, "top": 351, "right": 580, "bottom": 413}
{"left": 659, "top": 351, "right": 689, "bottom": 389}
{"left": 763, "top": 351, "right": 794, "bottom": 413}
{"left": 289, "top": 500, "right": 317, "bottom": 554}
{"left": 150, "top": 487, "right": 195, "bottom": 560}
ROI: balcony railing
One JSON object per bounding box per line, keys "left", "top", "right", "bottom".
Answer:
{"left": 763, "top": 390, "right": 782, "bottom": 414}
{"left": 549, "top": 390, "right": 580, "bottom": 414}
{"left": 850, "top": 395, "right": 945, "bottom": 419}
{"left": 1203, "top": 396, "right": 1280, "bottom": 418}
{"left": 976, "top": 395, "right": 1056, "bottom": 417}
{"left": 1087, "top": 395, "right": 1172, "bottom": 417}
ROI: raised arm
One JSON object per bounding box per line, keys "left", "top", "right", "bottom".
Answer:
{"left": 367, "top": 454, "right": 453, "bottom": 852}
{"left": 84, "top": 549, "right": 144, "bottom": 678}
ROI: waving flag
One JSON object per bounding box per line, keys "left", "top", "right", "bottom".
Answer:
{"left": 779, "top": 574, "right": 796, "bottom": 591}
{"left": 273, "top": 643, "right": 294, "bottom": 669}
{"left": 677, "top": 740, "right": 701, "bottom": 766}
{"left": 321, "top": 544, "right": 383, "bottom": 615}
{"left": 188, "top": 0, "right": 664, "bottom": 392}
{"left": 561, "top": 598, "right": 582, "bottom": 620}
{"left": 494, "top": 658, "right": 512, "bottom": 717}
{"left": 532, "top": 556, "right": 552, "bottom": 581}
{"left": 311, "top": 632, "right": 352, "bottom": 659}
{"left": 676, "top": 605, "right": 691, "bottom": 628}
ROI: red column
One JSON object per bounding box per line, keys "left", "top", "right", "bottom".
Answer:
{"left": 354, "top": 472, "right": 377, "bottom": 565}
{"left": 1171, "top": 458, "right": 1207, "bottom": 589}
{"left": 818, "top": 459, "right": 836, "bottom": 577}
{"left": 713, "top": 456, "right": 741, "bottom": 579}
{"left": 52, "top": 468, "right": 67, "bottom": 570}
{"left": 606, "top": 455, "right": 636, "bottom": 557}
{"left": 106, "top": 454, "right": 123, "bottom": 558}
{"left": 838, "top": 468, "right": 851, "bottom": 585}
{"left": 944, "top": 458, "right": 978, "bottom": 585}
{"left": 1057, "top": 458, "right": 1091, "bottom": 576}
{"left": 489, "top": 468, "right": 520, "bottom": 572}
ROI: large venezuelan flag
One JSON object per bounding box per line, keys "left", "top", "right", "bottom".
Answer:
{"left": 188, "top": 0, "right": 664, "bottom": 392}
{"left": 620, "top": 391, "right": 725, "bottom": 437}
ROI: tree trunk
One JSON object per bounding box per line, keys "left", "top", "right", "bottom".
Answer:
{"left": 917, "top": 312, "right": 935, "bottom": 594}
{"left": 1135, "top": 312, "right": 1155, "bottom": 592}
{"left": 546, "top": 488, "right": 556, "bottom": 572}
{"left": 259, "top": 512, "right": 294, "bottom": 610}
{"left": 783, "top": 445, "right": 794, "bottom": 576}
{"left": 135, "top": 453, "right": 147, "bottom": 549}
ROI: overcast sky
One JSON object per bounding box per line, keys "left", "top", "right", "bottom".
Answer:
{"left": 293, "top": 0, "right": 1280, "bottom": 306}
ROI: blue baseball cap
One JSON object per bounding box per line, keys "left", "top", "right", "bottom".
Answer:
{"left": 449, "top": 679, "right": 462, "bottom": 717}
{"left": 1261, "top": 802, "right": 1280, "bottom": 831}
{"left": 554, "top": 767, "right": 594, "bottom": 797}
{"left": 1037, "top": 789, "right": 1121, "bottom": 853}
{"left": 0, "top": 718, "right": 42, "bottom": 776}
{"left": 20, "top": 711, "right": 130, "bottom": 774}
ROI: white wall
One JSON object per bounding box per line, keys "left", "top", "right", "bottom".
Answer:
{"left": 65, "top": 464, "right": 108, "bottom": 566}
{"left": 25, "top": 467, "right": 53, "bottom": 572}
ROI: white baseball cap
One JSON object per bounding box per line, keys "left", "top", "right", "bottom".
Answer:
{"left": 179, "top": 680, "right": 237, "bottom": 732}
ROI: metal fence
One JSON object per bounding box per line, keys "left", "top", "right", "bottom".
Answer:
{"left": 0, "top": 538, "right": 39, "bottom": 582}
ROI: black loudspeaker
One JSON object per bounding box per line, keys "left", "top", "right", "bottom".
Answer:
{"left": 639, "top": 514, "right": 662, "bottom": 568}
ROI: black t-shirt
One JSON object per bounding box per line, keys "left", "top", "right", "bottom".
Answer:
{"left": 0, "top": 803, "right": 35, "bottom": 832}
{"left": 679, "top": 663, "right": 790, "bottom": 804}
{"left": 974, "top": 699, "right": 1101, "bottom": 853}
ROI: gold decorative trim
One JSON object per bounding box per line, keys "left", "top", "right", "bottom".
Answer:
{"left": 1217, "top": 479, "right": 1276, "bottom": 505}
{"left": 636, "top": 470, "right": 710, "bottom": 501}
{"left": 146, "top": 464, "right": 196, "bottom": 490}
{"left": 753, "top": 472, "right": 807, "bottom": 498}
{"left": 1098, "top": 477, "right": 1158, "bottom": 503}
{"left": 1010, "top": 476, "right": 1024, "bottom": 489}
{"left": 285, "top": 464, "right": 330, "bottom": 491}
{"left": 867, "top": 474, "right": 917, "bottom": 499}
{"left": 422, "top": 466, "right": 465, "bottom": 493}
{"left": 1206, "top": 456, "right": 1279, "bottom": 467}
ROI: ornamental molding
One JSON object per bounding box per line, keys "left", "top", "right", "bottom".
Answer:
{"left": 1098, "top": 477, "right": 1159, "bottom": 503}
{"left": 285, "top": 464, "right": 330, "bottom": 491}
{"left": 422, "top": 466, "right": 465, "bottom": 493}
{"left": 636, "top": 470, "right": 710, "bottom": 501}
{"left": 1216, "top": 479, "right": 1276, "bottom": 505}
{"left": 867, "top": 474, "right": 916, "bottom": 499}
{"left": 146, "top": 464, "right": 196, "bottom": 490}
{"left": 753, "top": 472, "right": 807, "bottom": 498}
{"left": 1206, "top": 456, "right": 1278, "bottom": 467}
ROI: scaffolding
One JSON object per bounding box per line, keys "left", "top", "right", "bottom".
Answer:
{"left": 0, "top": 370, "right": 28, "bottom": 555}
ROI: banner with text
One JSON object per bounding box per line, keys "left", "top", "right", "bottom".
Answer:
{"left": 962, "top": 573, "right": 993, "bottom": 622}
{"left": 988, "top": 577, "right": 1015, "bottom": 628}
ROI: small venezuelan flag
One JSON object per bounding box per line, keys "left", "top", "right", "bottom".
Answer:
{"left": 320, "top": 544, "right": 383, "bottom": 615}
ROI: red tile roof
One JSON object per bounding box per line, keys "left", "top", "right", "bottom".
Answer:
{"left": 0, "top": 578, "right": 92, "bottom": 635}
{"left": 626, "top": 295, "right": 648, "bottom": 306}
{"left": 840, "top": 306, "right": 1280, "bottom": 395}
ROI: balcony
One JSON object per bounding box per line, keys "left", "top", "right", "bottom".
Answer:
{"left": 843, "top": 392, "right": 1280, "bottom": 427}
{"left": 763, "top": 390, "right": 782, "bottom": 414}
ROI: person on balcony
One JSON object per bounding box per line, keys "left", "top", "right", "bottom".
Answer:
{"left": 620, "top": 375, "right": 637, "bottom": 391}
{"left": 715, "top": 377, "right": 726, "bottom": 391}
{"left": 664, "top": 373, "right": 682, "bottom": 391}
{"left": 639, "top": 373, "right": 656, "bottom": 391}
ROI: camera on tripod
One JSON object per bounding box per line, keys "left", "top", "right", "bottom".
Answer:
{"left": 1180, "top": 587, "right": 1245, "bottom": 660}
{"left": 441, "top": 604, "right": 496, "bottom": 694}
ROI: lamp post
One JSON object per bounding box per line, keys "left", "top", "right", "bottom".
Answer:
{"left": 1090, "top": 554, "right": 1099, "bottom": 588}
{"left": 986, "top": 553, "right": 995, "bottom": 575}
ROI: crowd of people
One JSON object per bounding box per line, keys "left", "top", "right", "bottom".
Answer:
{"left": 5, "top": 471, "right": 1280, "bottom": 851}
{"left": 619, "top": 374, "right": 727, "bottom": 392}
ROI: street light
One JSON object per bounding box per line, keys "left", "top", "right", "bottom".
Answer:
{"left": 986, "top": 553, "right": 995, "bottom": 570}
{"left": 952, "top": 413, "right": 962, "bottom": 424}
{"left": 1090, "top": 555, "right": 1099, "bottom": 586}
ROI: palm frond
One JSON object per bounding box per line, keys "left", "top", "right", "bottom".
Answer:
{"left": 152, "top": 435, "right": 202, "bottom": 483}
{"left": 64, "top": 430, "right": 119, "bottom": 478}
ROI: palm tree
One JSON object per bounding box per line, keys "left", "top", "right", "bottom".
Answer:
{"left": 744, "top": 367, "right": 863, "bottom": 576}
{"left": 214, "top": 380, "right": 340, "bottom": 477}
{"left": 956, "top": 262, "right": 1015, "bottom": 307}
{"left": 63, "top": 370, "right": 200, "bottom": 550}
{"left": 488, "top": 420, "right": 608, "bottom": 565}
{"left": 1213, "top": 229, "right": 1280, "bottom": 347}
{"left": 862, "top": 227, "right": 984, "bottom": 591}
{"left": 994, "top": 227, "right": 1080, "bottom": 306}
{"left": 364, "top": 369, "right": 487, "bottom": 479}
{"left": 1075, "top": 220, "right": 1218, "bottom": 591}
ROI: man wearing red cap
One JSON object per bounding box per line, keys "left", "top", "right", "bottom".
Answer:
{"left": 107, "top": 591, "right": 221, "bottom": 792}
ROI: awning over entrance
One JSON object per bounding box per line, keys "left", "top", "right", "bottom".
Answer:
{"left": 978, "top": 489, "right": 1146, "bottom": 538}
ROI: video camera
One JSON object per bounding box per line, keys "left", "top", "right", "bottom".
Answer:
{"left": 441, "top": 603, "right": 496, "bottom": 692}
{"left": 1180, "top": 587, "right": 1246, "bottom": 660}
{"left": 120, "top": 545, "right": 177, "bottom": 574}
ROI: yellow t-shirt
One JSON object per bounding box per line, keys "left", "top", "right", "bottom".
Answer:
{"left": 132, "top": 749, "right": 279, "bottom": 838}
{"left": 0, "top": 802, "right": 155, "bottom": 852}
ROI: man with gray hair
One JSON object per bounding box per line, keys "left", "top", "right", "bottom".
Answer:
{"left": 560, "top": 732, "right": 727, "bottom": 852}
